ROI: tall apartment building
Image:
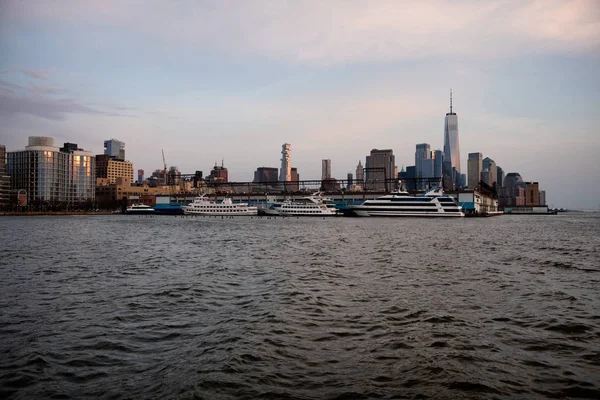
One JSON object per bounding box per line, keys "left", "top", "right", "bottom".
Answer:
{"left": 279, "top": 143, "right": 291, "bottom": 182}
{"left": 467, "top": 152, "right": 482, "bottom": 189}
{"left": 0, "top": 145, "right": 10, "bottom": 205}
{"left": 322, "top": 159, "right": 331, "bottom": 180}
{"left": 8, "top": 137, "right": 95, "bottom": 205}
{"left": 365, "top": 149, "right": 395, "bottom": 191}
{"left": 443, "top": 90, "right": 461, "bottom": 188}
{"left": 104, "top": 139, "right": 125, "bottom": 160}
{"left": 96, "top": 154, "right": 134, "bottom": 185}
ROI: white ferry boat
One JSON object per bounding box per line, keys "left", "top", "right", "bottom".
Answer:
{"left": 350, "top": 187, "right": 464, "bottom": 217}
{"left": 125, "top": 204, "right": 155, "bottom": 214}
{"left": 182, "top": 195, "right": 258, "bottom": 216}
{"left": 264, "top": 192, "right": 340, "bottom": 216}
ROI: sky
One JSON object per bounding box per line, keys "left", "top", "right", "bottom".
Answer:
{"left": 0, "top": 0, "right": 599, "bottom": 209}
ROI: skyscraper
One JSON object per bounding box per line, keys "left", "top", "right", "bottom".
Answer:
{"left": 254, "top": 167, "right": 278, "bottom": 183}
{"left": 443, "top": 90, "right": 460, "bottom": 188}
{"left": 482, "top": 157, "right": 497, "bottom": 186}
{"left": 503, "top": 172, "right": 524, "bottom": 207}
{"left": 355, "top": 161, "right": 364, "bottom": 182}
{"left": 539, "top": 190, "right": 546, "bottom": 206}
{"left": 279, "top": 144, "right": 291, "bottom": 182}
{"left": 433, "top": 150, "right": 443, "bottom": 180}
{"left": 496, "top": 166, "right": 505, "bottom": 187}
{"left": 504, "top": 172, "right": 523, "bottom": 190}
{"left": 322, "top": 159, "right": 331, "bottom": 180}
{"left": 415, "top": 143, "right": 434, "bottom": 190}
{"left": 365, "top": 149, "right": 395, "bottom": 191}
{"left": 467, "top": 152, "right": 482, "bottom": 189}
{"left": 104, "top": 139, "right": 125, "bottom": 160}
{"left": 459, "top": 173, "right": 467, "bottom": 189}
{"left": 290, "top": 167, "right": 299, "bottom": 191}
{"left": 137, "top": 169, "right": 144, "bottom": 184}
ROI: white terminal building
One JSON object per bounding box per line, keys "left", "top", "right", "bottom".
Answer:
{"left": 7, "top": 136, "right": 96, "bottom": 205}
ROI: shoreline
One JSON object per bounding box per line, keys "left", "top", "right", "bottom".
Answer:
{"left": 0, "top": 211, "right": 120, "bottom": 216}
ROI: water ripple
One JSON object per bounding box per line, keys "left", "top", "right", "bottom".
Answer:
{"left": 0, "top": 213, "right": 599, "bottom": 399}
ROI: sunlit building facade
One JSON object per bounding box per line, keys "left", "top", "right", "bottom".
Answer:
{"left": 8, "top": 137, "right": 95, "bottom": 205}
{"left": 96, "top": 154, "right": 134, "bottom": 185}
{"left": 290, "top": 167, "right": 299, "bottom": 191}
{"left": 525, "top": 182, "right": 540, "bottom": 207}
{"left": 279, "top": 143, "right": 291, "bottom": 182}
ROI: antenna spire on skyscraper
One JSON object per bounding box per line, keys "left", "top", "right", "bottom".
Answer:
{"left": 450, "top": 89, "right": 453, "bottom": 114}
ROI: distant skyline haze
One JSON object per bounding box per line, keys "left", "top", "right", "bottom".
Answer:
{"left": 0, "top": 0, "right": 599, "bottom": 209}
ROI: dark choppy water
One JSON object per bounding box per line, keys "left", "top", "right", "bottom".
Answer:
{"left": 1, "top": 213, "right": 599, "bottom": 399}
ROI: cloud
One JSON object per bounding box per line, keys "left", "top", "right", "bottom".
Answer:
{"left": 17, "top": 68, "right": 50, "bottom": 80}
{"left": 29, "top": 84, "right": 65, "bottom": 95}
{"left": 0, "top": 71, "right": 138, "bottom": 120}
{"left": 0, "top": 91, "right": 121, "bottom": 120}
{"left": 3, "top": 0, "right": 599, "bottom": 65}
{"left": 0, "top": 78, "right": 24, "bottom": 93}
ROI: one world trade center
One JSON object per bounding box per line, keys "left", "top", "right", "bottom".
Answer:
{"left": 443, "top": 90, "right": 460, "bottom": 189}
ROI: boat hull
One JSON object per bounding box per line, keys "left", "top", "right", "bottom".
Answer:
{"left": 125, "top": 210, "right": 155, "bottom": 215}
{"left": 278, "top": 211, "right": 339, "bottom": 216}
{"left": 350, "top": 207, "right": 464, "bottom": 217}
{"left": 182, "top": 209, "right": 258, "bottom": 216}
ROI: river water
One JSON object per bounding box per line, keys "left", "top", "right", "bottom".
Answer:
{"left": 1, "top": 213, "right": 599, "bottom": 399}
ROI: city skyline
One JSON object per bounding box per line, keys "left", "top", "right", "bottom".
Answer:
{"left": 1, "top": 1, "right": 599, "bottom": 209}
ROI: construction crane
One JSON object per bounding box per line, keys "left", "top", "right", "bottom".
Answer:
{"left": 162, "top": 149, "right": 168, "bottom": 186}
